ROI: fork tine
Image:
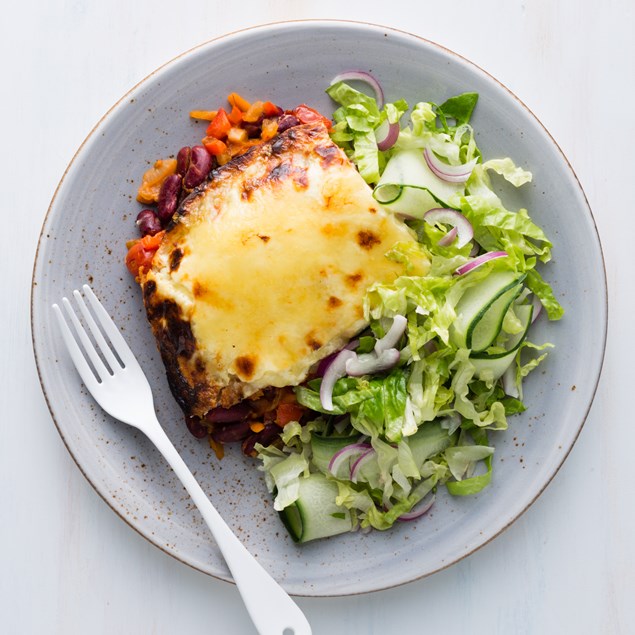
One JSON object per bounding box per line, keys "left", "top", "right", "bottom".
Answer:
{"left": 52, "top": 303, "right": 101, "bottom": 392}
{"left": 82, "top": 285, "right": 138, "bottom": 369}
{"left": 73, "top": 289, "right": 122, "bottom": 372}
{"left": 62, "top": 296, "right": 113, "bottom": 382}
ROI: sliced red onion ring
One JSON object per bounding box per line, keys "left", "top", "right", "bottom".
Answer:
{"left": 375, "top": 315, "right": 408, "bottom": 353}
{"left": 330, "top": 70, "right": 384, "bottom": 107}
{"left": 375, "top": 119, "right": 399, "bottom": 151}
{"left": 328, "top": 442, "right": 372, "bottom": 478}
{"left": 423, "top": 148, "right": 477, "bottom": 183}
{"left": 424, "top": 208, "right": 474, "bottom": 248}
{"left": 320, "top": 349, "right": 356, "bottom": 411}
{"left": 345, "top": 348, "right": 400, "bottom": 377}
{"left": 398, "top": 493, "right": 436, "bottom": 521}
{"left": 454, "top": 251, "right": 508, "bottom": 276}
{"left": 350, "top": 448, "right": 376, "bottom": 482}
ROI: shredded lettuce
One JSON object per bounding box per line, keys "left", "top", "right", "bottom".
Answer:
{"left": 256, "top": 82, "right": 564, "bottom": 541}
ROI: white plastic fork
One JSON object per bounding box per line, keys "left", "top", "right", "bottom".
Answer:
{"left": 52, "top": 284, "right": 311, "bottom": 635}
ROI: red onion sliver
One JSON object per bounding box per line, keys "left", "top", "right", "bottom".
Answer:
{"left": 437, "top": 226, "right": 458, "bottom": 247}
{"left": 375, "top": 315, "right": 408, "bottom": 353}
{"left": 424, "top": 208, "right": 474, "bottom": 249}
{"left": 315, "top": 339, "right": 359, "bottom": 377}
{"left": 345, "top": 348, "right": 400, "bottom": 377}
{"left": 328, "top": 442, "right": 372, "bottom": 478}
{"left": 423, "top": 148, "right": 477, "bottom": 183}
{"left": 350, "top": 448, "right": 376, "bottom": 482}
{"left": 454, "top": 251, "right": 508, "bottom": 276}
{"left": 331, "top": 70, "right": 384, "bottom": 107}
{"left": 375, "top": 120, "right": 399, "bottom": 151}
{"left": 320, "top": 349, "right": 356, "bottom": 411}
{"left": 398, "top": 494, "right": 436, "bottom": 521}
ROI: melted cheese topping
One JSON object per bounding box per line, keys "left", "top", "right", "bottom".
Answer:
{"left": 145, "top": 124, "right": 429, "bottom": 412}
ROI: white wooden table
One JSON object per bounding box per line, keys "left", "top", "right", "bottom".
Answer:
{"left": 2, "top": 1, "right": 631, "bottom": 633}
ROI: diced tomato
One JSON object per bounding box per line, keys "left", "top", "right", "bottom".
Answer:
{"left": 228, "top": 104, "right": 243, "bottom": 126}
{"left": 206, "top": 108, "right": 232, "bottom": 139}
{"left": 292, "top": 104, "right": 332, "bottom": 129}
{"left": 125, "top": 231, "right": 164, "bottom": 278}
{"left": 202, "top": 136, "right": 228, "bottom": 156}
{"left": 275, "top": 402, "right": 305, "bottom": 427}
{"left": 263, "top": 101, "right": 284, "bottom": 117}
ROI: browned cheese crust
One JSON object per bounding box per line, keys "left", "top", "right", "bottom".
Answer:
{"left": 140, "top": 123, "right": 428, "bottom": 417}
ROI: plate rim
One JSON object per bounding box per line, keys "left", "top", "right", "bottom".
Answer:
{"left": 31, "top": 18, "right": 608, "bottom": 597}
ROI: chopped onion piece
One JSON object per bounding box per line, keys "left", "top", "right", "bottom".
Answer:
{"left": 330, "top": 70, "right": 384, "bottom": 107}
{"left": 424, "top": 208, "right": 474, "bottom": 248}
{"left": 375, "top": 119, "right": 399, "bottom": 151}
{"left": 423, "top": 148, "right": 477, "bottom": 183}
{"left": 320, "top": 349, "right": 356, "bottom": 411}
{"left": 346, "top": 348, "right": 400, "bottom": 377}
{"left": 398, "top": 494, "right": 436, "bottom": 521}
{"left": 375, "top": 315, "right": 408, "bottom": 353}
{"left": 454, "top": 251, "right": 508, "bottom": 276}
{"left": 327, "top": 443, "right": 372, "bottom": 479}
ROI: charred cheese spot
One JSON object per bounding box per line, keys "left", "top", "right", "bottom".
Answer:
{"left": 258, "top": 234, "right": 270, "bottom": 243}
{"left": 169, "top": 248, "right": 184, "bottom": 272}
{"left": 357, "top": 230, "right": 381, "bottom": 250}
{"left": 235, "top": 355, "right": 256, "bottom": 379}
{"left": 315, "top": 145, "right": 342, "bottom": 168}
{"left": 345, "top": 272, "right": 364, "bottom": 288}
{"left": 327, "top": 296, "right": 343, "bottom": 309}
{"left": 305, "top": 334, "right": 322, "bottom": 351}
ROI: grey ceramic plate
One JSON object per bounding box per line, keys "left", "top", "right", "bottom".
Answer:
{"left": 32, "top": 21, "right": 606, "bottom": 596}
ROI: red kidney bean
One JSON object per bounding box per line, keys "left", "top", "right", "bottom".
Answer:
{"left": 241, "top": 423, "right": 281, "bottom": 456}
{"left": 157, "top": 174, "right": 182, "bottom": 223}
{"left": 176, "top": 146, "right": 191, "bottom": 176}
{"left": 185, "top": 415, "right": 209, "bottom": 439}
{"left": 243, "top": 122, "right": 262, "bottom": 139}
{"left": 183, "top": 145, "right": 212, "bottom": 189}
{"left": 136, "top": 209, "right": 162, "bottom": 236}
{"left": 277, "top": 114, "right": 300, "bottom": 133}
{"left": 205, "top": 403, "right": 251, "bottom": 423}
{"left": 211, "top": 420, "right": 252, "bottom": 444}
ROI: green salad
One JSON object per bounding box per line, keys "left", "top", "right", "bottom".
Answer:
{"left": 256, "top": 76, "right": 564, "bottom": 543}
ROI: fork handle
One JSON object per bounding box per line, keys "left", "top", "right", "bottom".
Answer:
{"left": 142, "top": 417, "right": 311, "bottom": 635}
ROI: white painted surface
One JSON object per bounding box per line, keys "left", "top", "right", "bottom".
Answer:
{"left": 0, "top": 1, "right": 631, "bottom": 633}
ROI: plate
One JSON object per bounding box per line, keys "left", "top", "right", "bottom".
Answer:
{"left": 31, "top": 21, "right": 606, "bottom": 596}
